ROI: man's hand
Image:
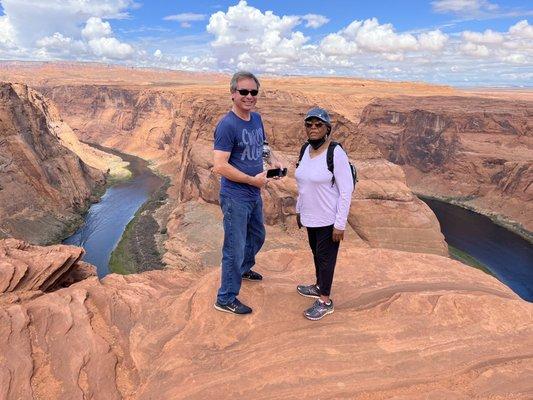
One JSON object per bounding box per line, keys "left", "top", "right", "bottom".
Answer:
{"left": 249, "top": 171, "right": 268, "bottom": 188}
{"left": 332, "top": 228, "right": 344, "bottom": 242}
{"left": 296, "top": 213, "right": 302, "bottom": 229}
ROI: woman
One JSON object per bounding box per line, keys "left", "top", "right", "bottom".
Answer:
{"left": 295, "top": 107, "right": 354, "bottom": 320}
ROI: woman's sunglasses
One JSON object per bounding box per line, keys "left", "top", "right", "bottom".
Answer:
{"left": 236, "top": 89, "right": 259, "bottom": 96}
{"left": 305, "top": 121, "right": 324, "bottom": 128}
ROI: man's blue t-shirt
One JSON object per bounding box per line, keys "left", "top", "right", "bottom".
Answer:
{"left": 214, "top": 111, "right": 265, "bottom": 201}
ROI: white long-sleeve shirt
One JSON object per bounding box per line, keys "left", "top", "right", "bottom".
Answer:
{"left": 295, "top": 144, "right": 354, "bottom": 230}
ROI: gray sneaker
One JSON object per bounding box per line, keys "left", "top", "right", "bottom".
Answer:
{"left": 304, "top": 299, "right": 334, "bottom": 320}
{"left": 297, "top": 284, "right": 320, "bottom": 298}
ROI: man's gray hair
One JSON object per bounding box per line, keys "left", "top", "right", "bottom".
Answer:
{"left": 230, "top": 71, "right": 260, "bottom": 93}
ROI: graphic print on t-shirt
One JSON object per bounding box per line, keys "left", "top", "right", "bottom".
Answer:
{"left": 213, "top": 111, "right": 265, "bottom": 200}
{"left": 239, "top": 128, "right": 263, "bottom": 161}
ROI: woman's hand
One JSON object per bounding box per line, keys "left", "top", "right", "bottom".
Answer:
{"left": 332, "top": 228, "right": 344, "bottom": 242}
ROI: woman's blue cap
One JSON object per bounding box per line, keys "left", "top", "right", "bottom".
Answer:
{"left": 305, "top": 107, "right": 331, "bottom": 125}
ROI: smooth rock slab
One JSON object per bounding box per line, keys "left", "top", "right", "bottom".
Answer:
{"left": 1, "top": 242, "right": 532, "bottom": 399}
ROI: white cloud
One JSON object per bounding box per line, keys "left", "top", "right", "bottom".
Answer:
{"left": 33, "top": 34, "right": 89, "bottom": 60}
{"left": 462, "top": 29, "right": 504, "bottom": 44}
{"left": 321, "top": 18, "right": 440, "bottom": 57}
{"left": 302, "top": 14, "right": 329, "bottom": 29}
{"left": 0, "top": 15, "right": 16, "bottom": 49}
{"left": 164, "top": 13, "right": 207, "bottom": 28}
{"left": 351, "top": 19, "right": 418, "bottom": 52}
{"left": 206, "top": 1, "right": 307, "bottom": 71}
{"left": 418, "top": 30, "right": 449, "bottom": 51}
{"left": 37, "top": 32, "right": 78, "bottom": 50}
{"left": 319, "top": 33, "right": 358, "bottom": 56}
{"left": 320, "top": 18, "right": 419, "bottom": 56}
{"left": 508, "top": 19, "right": 533, "bottom": 39}
{"left": 431, "top": 0, "right": 498, "bottom": 14}
{"left": 0, "top": 0, "right": 135, "bottom": 47}
{"left": 383, "top": 53, "right": 404, "bottom": 61}
{"left": 0, "top": 0, "right": 530, "bottom": 86}
{"left": 202, "top": 2, "right": 531, "bottom": 84}
{"left": 460, "top": 41, "right": 490, "bottom": 57}
{"left": 82, "top": 17, "right": 113, "bottom": 40}
{"left": 80, "top": 17, "right": 134, "bottom": 59}
{"left": 163, "top": 13, "right": 207, "bottom": 22}
{"left": 458, "top": 20, "right": 532, "bottom": 64}
{"left": 145, "top": 54, "right": 217, "bottom": 72}
{"left": 502, "top": 53, "right": 527, "bottom": 64}
{"left": 0, "top": 0, "right": 136, "bottom": 61}
{"left": 88, "top": 37, "right": 134, "bottom": 59}
{"left": 431, "top": 0, "right": 533, "bottom": 20}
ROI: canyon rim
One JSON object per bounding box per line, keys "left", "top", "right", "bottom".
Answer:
{"left": 0, "top": 62, "right": 532, "bottom": 399}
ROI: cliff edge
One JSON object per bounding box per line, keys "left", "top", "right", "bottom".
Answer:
{"left": 1, "top": 238, "right": 532, "bottom": 399}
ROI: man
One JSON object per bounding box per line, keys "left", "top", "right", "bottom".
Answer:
{"left": 213, "top": 71, "right": 283, "bottom": 315}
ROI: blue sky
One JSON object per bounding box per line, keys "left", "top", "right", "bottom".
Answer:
{"left": 0, "top": 0, "right": 532, "bottom": 86}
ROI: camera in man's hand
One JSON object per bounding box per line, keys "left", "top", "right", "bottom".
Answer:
{"left": 266, "top": 168, "right": 288, "bottom": 178}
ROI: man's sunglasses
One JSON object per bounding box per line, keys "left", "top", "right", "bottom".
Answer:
{"left": 236, "top": 89, "right": 259, "bottom": 96}
{"left": 305, "top": 121, "right": 325, "bottom": 128}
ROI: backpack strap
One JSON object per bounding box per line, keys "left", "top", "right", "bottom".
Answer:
{"left": 296, "top": 142, "right": 310, "bottom": 168}
{"left": 327, "top": 141, "right": 341, "bottom": 186}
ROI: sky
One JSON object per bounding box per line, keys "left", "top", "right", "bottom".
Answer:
{"left": 0, "top": 0, "right": 532, "bottom": 86}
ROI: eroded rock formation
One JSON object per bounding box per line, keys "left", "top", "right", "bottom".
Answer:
{"left": 40, "top": 83, "right": 448, "bottom": 256}
{"left": 1, "top": 237, "right": 532, "bottom": 399}
{"left": 4, "top": 63, "right": 529, "bottom": 241}
{"left": 0, "top": 63, "right": 531, "bottom": 400}
{"left": 0, "top": 83, "right": 108, "bottom": 244}
{"left": 358, "top": 96, "right": 533, "bottom": 235}
{"left": 0, "top": 238, "right": 95, "bottom": 301}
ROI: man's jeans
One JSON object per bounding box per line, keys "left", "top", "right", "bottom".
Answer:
{"left": 217, "top": 195, "right": 266, "bottom": 305}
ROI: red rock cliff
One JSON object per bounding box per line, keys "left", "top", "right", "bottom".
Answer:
{"left": 358, "top": 96, "right": 533, "bottom": 235}
{"left": 41, "top": 84, "right": 448, "bottom": 257}
{"left": 0, "top": 83, "right": 105, "bottom": 244}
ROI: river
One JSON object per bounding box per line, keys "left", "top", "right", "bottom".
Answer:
{"left": 64, "top": 147, "right": 163, "bottom": 277}
{"left": 64, "top": 151, "right": 533, "bottom": 300}
{"left": 421, "top": 197, "right": 533, "bottom": 302}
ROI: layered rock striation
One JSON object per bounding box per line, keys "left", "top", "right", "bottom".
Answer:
{"left": 0, "top": 83, "right": 109, "bottom": 244}
{"left": 358, "top": 96, "right": 533, "bottom": 236}
{"left": 1, "top": 238, "right": 532, "bottom": 399}
{"left": 0, "top": 238, "right": 95, "bottom": 300}
{"left": 41, "top": 83, "right": 448, "bottom": 257}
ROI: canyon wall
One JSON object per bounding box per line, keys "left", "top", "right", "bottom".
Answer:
{"left": 41, "top": 84, "right": 448, "bottom": 257}
{"left": 0, "top": 63, "right": 531, "bottom": 400}
{"left": 0, "top": 83, "right": 109, "bottom": 244}
{"left": 357, "top": 96, "right": 533, "bottom": 235}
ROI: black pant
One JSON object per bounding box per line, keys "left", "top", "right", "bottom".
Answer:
{"left": 306, "top": 225, "right": 340, "bottom": 297}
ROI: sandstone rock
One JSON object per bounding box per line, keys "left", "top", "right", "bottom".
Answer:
{"left": 1, "top": 239, "right": 532, "bottom": 399}
{"left": 0, "top": 83, "right": 107, "bottom": 244}
{"left": 38, "top": 81, "right": 447, "bottom": 256}
{"left": 0, "top": 238, "right": 93, "bottom": 295}
{"left": 358, "top": 96, "right": 533, "bottom": 234}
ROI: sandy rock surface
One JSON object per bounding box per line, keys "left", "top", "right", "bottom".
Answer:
{"left": 1, "top": 238, "right": 532, "bottom": 399}
{"left": 0, "top": 238, "right": 94, "bottom": 299}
